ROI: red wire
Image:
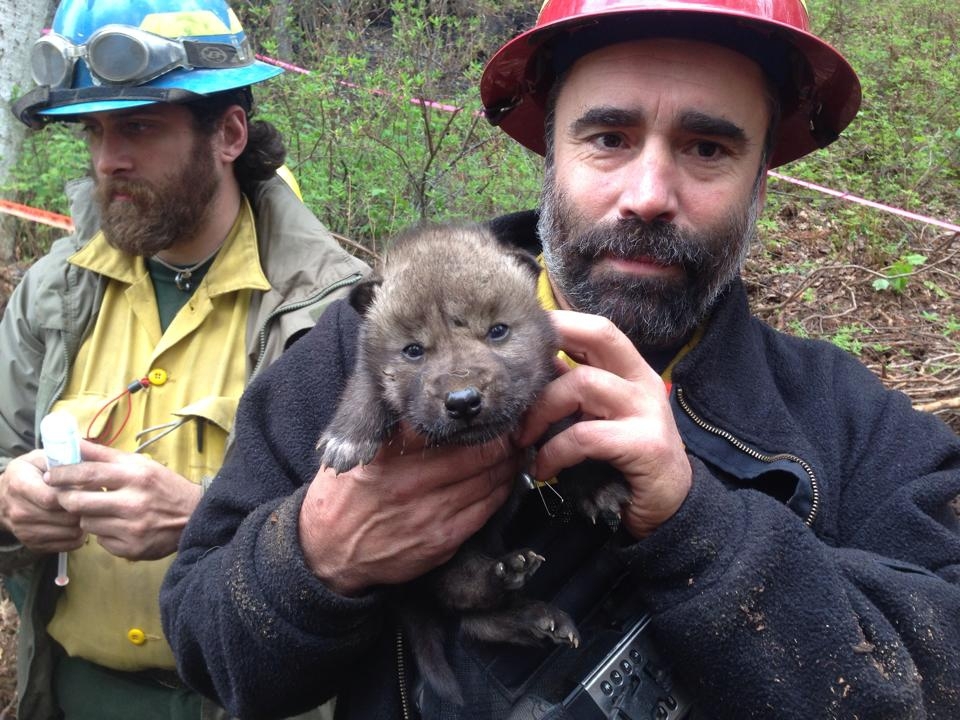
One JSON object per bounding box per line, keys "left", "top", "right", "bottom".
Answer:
{"left": 85, "top": 388, "right": 134, "bottom": 446}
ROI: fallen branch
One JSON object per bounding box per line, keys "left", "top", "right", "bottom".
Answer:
{"left": 915, "top": 397, "right": 960, "bottom": 414}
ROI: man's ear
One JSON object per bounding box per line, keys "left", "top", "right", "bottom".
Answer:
{"left": 348, "top": 275, "right": 382, "bottom": 316}
{"left": 217, "top": 105, "right": 248, "bottom": 164}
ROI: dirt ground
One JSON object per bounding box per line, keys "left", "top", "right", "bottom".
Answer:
{"left": 0, "top": 211, "right": 956, "bottom": 716}
{"left": 0, "top": 591, "right": 17, "bottom": 719}
{"left": 746, "top": 210, "right": 960, "bottom": 434}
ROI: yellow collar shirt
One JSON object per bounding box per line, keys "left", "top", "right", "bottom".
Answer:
{"left": 47, "top": 197, "right": 269, "bottom": 671}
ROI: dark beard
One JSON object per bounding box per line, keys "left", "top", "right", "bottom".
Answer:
{"left": 94, "top": 135, "right": 220, "bottom": 257}
{"left": 537, "top": 171, "right": 758, "bottom": 348}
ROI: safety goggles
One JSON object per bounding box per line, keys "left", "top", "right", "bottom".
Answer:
{"left": 30, "top": 24, "right": 253, "bottom": 89}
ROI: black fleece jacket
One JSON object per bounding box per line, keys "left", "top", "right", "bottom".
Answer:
{"left": 161, "top": 211, "right": 960, "bottom": 720}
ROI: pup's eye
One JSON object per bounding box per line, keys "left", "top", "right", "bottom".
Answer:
{"left": 487, "top": 323, "right": 510, "bottom": 341}
{"left": 402, "top": 343, "right": 424, "bottom": 360}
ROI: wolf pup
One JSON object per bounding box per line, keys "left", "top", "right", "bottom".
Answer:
{"left": 317, "top": 222, "right": 586, "bottom": 704}
{"left": 317, "top": 222, "right": 557, "bottom": 472}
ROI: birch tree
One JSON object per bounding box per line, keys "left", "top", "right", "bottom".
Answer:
{"left": 0, "top": 0, "right": 56, "bottom": 261}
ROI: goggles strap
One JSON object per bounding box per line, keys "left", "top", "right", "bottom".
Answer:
{"left": 180, "top": 38, "right": 253, "bottom": 70}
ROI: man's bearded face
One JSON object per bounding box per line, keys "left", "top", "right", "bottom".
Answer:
{"left": 93, "top": 131, "right": 220, "bottom": 256}
{"left": 537, "top": 165, "right": 761, "bottom": 348}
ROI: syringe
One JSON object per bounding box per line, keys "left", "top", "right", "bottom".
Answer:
{"left": 39, "top": 411, "right": 82, "bottom": 587}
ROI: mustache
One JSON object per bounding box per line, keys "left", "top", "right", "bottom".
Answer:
{"left": 94, "top": 177, "right": 156, "bottom": 207}
{"left": 561, "top": 217, "right": 715, "bottom": 270}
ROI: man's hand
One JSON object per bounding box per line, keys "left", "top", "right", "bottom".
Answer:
{"left": 44, "top": 439, "right": 202, "bottom": 561}
{"left": 299, "top": 427, "right": 521, "bottom": 596}
{"left": 517, "top": 310, "right": 692, "bottom": 539}
{"left": 0, "top": 450, "right": 85, "bottom": 552}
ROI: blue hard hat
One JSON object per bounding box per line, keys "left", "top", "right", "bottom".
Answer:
{"left": 13, "top": 0, "right": 283, "bottom": 127}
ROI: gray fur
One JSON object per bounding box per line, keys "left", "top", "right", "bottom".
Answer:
{"left": 317, "top": 222, "right": 557, "bottom": 469}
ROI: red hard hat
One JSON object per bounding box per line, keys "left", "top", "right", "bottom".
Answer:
{"left": 480, "top": 0, "right": 861, "bottom": 167}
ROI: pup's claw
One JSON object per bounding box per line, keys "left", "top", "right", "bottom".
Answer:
{"left": 530, "top": 606, "right": 580, "bottom": 648}
{"left": 495, "top": 549, "right": 545, "bottom": 591}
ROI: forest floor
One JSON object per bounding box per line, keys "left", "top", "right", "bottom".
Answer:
{"left": 0, "top": 205, "right": 956, "bottom": 715}
{"left": 746, "top": 205, "right": 960, "bottom": 434}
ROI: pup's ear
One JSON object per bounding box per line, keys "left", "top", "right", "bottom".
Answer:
{"left": 508, "top": 249, "right": 542, "bottom": 283}
{"left": 349, "top": 275, "right": 382, "bottom": 316}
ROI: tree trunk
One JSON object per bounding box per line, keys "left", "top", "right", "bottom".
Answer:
{"left": 270, "top": 0, "right": 294, "bottom": 62}
{"left": 0, "top": 0, "right": 56, "bottom": 262}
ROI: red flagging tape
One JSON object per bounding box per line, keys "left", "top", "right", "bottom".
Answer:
{"left": 0, "top": 198, "right": 74, "bottom": 231}
{"left": 767, "top": 172, "right": 960, "bottom": 235}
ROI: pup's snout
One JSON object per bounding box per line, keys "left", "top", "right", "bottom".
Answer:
{"left": 445, "top": 387, "right": 483, "bottom": 420}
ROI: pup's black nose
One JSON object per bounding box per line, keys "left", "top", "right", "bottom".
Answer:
{"left": 445, "top": 387, "right": 482, "bottom": 420}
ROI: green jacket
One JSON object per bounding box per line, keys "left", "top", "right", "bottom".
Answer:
{"left": 0, "top": 174, "right": 368, "bottom": 719}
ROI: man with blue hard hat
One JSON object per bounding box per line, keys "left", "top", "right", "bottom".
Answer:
{"left": 161, "top": 0, "right": 960, "bottom": 718}
{"left": 1, "top": 1, "right": 366, "bottom": 718}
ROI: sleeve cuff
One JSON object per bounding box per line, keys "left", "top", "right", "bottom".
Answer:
{"left": 615, "top": 456, "right": 746, "bottom": 612}
{"left": 247, "top": 485, "right": 382, "bottom": 638}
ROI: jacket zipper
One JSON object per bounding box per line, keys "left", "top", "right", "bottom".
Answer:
{"left": 41, "top": 272, "right": 104, "bottom": 432}
{"left": 396, "top": 627, "right": 413, "bottom": 720}
{"left": 251, "top": 272, "right": 363, "bottom": 378}
{"left": 675, "top": 386, "right": 821, "bottom": 527}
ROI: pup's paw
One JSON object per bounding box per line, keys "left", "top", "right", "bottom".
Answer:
{"left": 578, "top": 478, "right": 632, "bottom": 530}
{"left": 316, "top": 434, "right": 379, "bottom": 474}
{"left": 521, "top": 603, "right": 581, "bottom": 648}
{"left": 493, "top": 549, "right": 545, "bottom": 591}
{"left": 460, "top": 600, "right": 581, "bottom": 649}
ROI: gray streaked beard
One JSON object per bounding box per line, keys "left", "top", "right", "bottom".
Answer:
{"left": 537, "top": 167, "right": 759, "bottom": 348}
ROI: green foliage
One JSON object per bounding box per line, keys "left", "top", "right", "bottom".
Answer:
{"left": 249, "top": 0, "right": 542, "bottom": 246}
{"left": 788, "top": 320, "right": 810, "bottom": 338}
{"left": 920, "top": 311, "right": 960, "bottom": 342}
{"left": 3, "top": 124, "right": 87, "bottom": 257}
{"left": 829, "top": 323, "right": 872, "bottom": 355}
{"left": 872, "top": 253, "right": 926, "bottom": 293}
{"left": 767, "top": 0, "right": 959, "bottom": 237}
{"left": 4, "top": 0, "right": 955, "bottom": 263}
{"left": 8, "top": 124, "right": 87, "bottom": 214}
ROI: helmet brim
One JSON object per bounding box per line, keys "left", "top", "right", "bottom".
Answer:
{"left": 38, "top": 60, "right": 283, "bottom": 118}
{"left": 480, "top": 5, "right": 861, "bottom": 167}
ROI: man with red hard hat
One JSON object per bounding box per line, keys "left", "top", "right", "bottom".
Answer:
{"left": 162, "top": 1, "right": 960, "bottom": 718}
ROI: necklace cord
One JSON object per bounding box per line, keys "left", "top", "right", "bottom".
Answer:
{"left": 150, "top": 245, "right": 222, "bottom": 291}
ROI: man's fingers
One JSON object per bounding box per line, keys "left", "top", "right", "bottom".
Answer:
{"left": 300, "top": 432, "right": 524, "bottom": 594}
{"left": 518, "top": 363, "right": 665, "bottom": 447}
{"left": 75, "top": 438, "right": 124, "bottom": 462}
{"left": 363, "top": 432, "right": 518, "bottom": 495}
{"left": 43, "top": 440, "right": 141, "bottom": 490}
{"left": 7, "top": 511, "right": 85, "bottom": 552}
{"left": 56, "top": 486, "right": 123, "bottom": 516}
{"left": 516, "top": 309, "right": 669, "bottom": 448}
{"left": 550, "top": 310, "right": 657, "bottom": 381}
{"left": 533, "top": 416, "right": 663, "bottom": 479}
